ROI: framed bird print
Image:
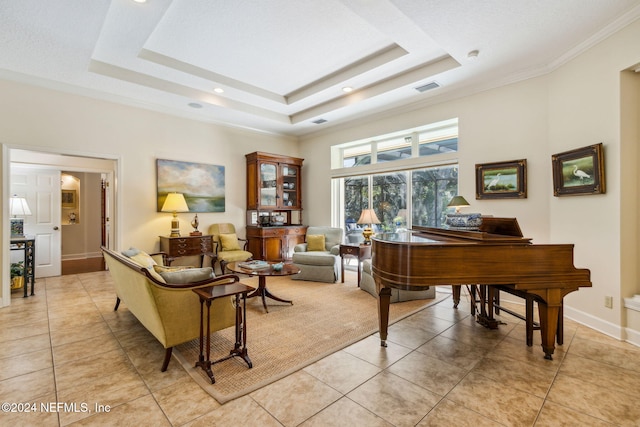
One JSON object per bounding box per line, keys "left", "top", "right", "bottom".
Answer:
{"left": 475, "top": 159, "right": 527, "bottom": 199}
{"left": 552, "top": 143, "right": 605, "bottom": 197}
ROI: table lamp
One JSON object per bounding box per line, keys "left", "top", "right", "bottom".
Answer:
{"left": 10, "top": 195, "right": 32, "bottom": 237}
{"left": 161, "top": 192, "right": 189, "bottom": 237}
{"left": 357, "top": 209, "right": 381, "bottom": 245}
{"left": 447, "top": 195, "right": 470, "bottom": 213}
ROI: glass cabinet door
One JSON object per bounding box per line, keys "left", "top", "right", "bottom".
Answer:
{"left": 260, "top": 163, "right": 277, "bottom": 207}
{"left": 281, "top": 164, "right": 299, "bottom": 208}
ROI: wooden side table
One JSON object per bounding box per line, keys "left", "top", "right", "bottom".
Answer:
{"left": 340, "top": 244, "right": 372, "bottom": 286}
{"left": 10, "top": 235, "right": 35, "bottom": 297}
{"left": 159, "top": 235, "right": 216, "bottom": 268}
{"left": 193, "top": 283, "right": 254, "bottom": 384}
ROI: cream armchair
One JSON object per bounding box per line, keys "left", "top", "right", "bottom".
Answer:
{"left": 208, "top": 223, "right": 253, "bottom": 273}
{"left": 292, "top": 226, "right": 343, "bottom": 283}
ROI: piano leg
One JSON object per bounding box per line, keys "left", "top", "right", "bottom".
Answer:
{"left": 378, "top": 287, "right": 392, "bottom": 347}
{"left": 537, "top": 301, "right": 561, "bottom": 360}
{"left": 452, "top": 285, "right": 461, "bottom": 308}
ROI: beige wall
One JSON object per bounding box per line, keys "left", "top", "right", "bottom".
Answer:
{"left": 0, "top": 81, "right": 297, "bottom": 304}
{"left": 299, "top": 19, "right": 640, "bottom": 343}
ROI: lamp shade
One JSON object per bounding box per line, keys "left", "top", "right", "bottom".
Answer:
{"left": 10, "top": 195, "right": 32, "bottom": 216}
{"left": 357, "top": 209, "right": 381, "bottom": 225}
{"left": 447, "top": 195, "right": 470, "bottom": 209}
{"left": 161, "top": 193, "right": 189, "bottom": 213}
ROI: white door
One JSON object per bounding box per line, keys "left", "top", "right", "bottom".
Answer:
{"left": 11, "top": 166, "right": 62, "bottom": 277}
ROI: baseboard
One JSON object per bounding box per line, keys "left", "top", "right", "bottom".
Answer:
{"left": 564, "top": 304, "right": 624, "bottom": 340}
{"left": 624, "top": 327, "right": 640, "bottom": 347}
{"left": 62, "top": 252, "right": 103, "bottom": 261}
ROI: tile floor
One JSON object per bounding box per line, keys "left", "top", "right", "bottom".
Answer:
{"left": 1, "top": 270, "right": 639, "bottom": 426}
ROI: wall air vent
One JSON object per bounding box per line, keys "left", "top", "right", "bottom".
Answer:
{"left": 414, "top": 82, "right": 440, "bottom": 93}
{"left": 312, "top": 118, "right": 328, "bottom": 124}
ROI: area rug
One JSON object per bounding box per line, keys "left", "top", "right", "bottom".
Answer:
{"left": 173, "top": 272, "right": 449, "bottom": 403}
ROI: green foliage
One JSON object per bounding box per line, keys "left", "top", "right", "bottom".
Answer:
{"left": 10, "top": 261, "right": 24, "bottom": 278}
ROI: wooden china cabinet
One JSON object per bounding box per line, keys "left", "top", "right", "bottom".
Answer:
{"left": 245, "top": 152, "right": 307, "bottom": 261}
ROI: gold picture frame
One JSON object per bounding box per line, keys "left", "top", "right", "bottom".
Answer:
{"left": 61, "top": 189, "right": 78, "bottom": 208}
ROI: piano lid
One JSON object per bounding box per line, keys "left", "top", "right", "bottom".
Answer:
{"left": 406, "top": 217, "right": 531, "bottom": 244}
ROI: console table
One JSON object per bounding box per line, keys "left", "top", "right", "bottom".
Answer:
{"left": 340, "top": 243, "right": 371, "bottom": 286}
{"left": 10, "top": 235, "right": 36, "bottom": 297}
{"left": 159, "top": 235, "right": 215, "bottom": 268}
{"left": 193, "top": 283, "right": 254, "bottom": 384}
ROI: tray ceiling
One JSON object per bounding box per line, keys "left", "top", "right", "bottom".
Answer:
{"left": 1, "top": 0, "right": 639, "bottom": 136}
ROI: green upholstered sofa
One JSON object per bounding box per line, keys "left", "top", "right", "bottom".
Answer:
{"left": 102, "top": 247, "right": 239, "bottom": 371}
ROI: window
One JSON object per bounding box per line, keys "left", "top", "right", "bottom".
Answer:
{"left": 332, "top": 118, "right": 459, "bottom": 237}
{"left": 333, "top": 118, "right": 458, "bottom": 169}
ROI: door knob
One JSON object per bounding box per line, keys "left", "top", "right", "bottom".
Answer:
{"left": 53, "top": 226, "right": 59, "bottom": 230}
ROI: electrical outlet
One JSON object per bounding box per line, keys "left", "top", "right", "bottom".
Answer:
{"left": 604, "top": 296, "right": 613, "bottom": 308}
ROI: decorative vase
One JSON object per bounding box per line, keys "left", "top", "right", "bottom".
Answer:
{"left": 11, "top": 276, "right": 24, "bottom": 290}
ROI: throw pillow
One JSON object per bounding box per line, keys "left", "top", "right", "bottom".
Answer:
{"left": 122, "top": 247, "right": 157, "bottom": 268}
{"left": 153, "top": 265, "right": 190, "bottom": 274}
{"left": 159, "top": 267, "right": 214, "bottom": 283}
{"left": 220, "top": 233, "right": 241, "bottom": 251}
{"left": 307, "top": 234, "right": 326, "bottom": 251}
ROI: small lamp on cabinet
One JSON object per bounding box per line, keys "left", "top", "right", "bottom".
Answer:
{"left": 10, "top": 195, "right": 32, "bottom": 238}
{"left": 357, "top": 209, "right": 381, "bottom": 245}
{"left": 161, "top": 193, "right": 189, "bottom": 237}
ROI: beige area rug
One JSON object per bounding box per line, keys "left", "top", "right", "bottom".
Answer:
{"left": 173, "top": 274, "right": 449, "bottom": 403}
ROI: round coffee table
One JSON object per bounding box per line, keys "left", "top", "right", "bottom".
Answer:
{"left": 226, "top": 261, "right": 300, "bottom": 313}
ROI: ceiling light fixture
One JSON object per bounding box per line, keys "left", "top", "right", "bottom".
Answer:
{"left": 342, "top": 86, "right": 353, "bottom": 93}
{"left": 214, "top": 87, "right": 224, "bottom": 93}
{"left": 188, "top": 102, "right": 203, "bottom": 109}
{"left": 132, "top": 0, "right": 147, "bottom": 3}
{"left": 467, "top": 50, "right": 479, "bottom": 61}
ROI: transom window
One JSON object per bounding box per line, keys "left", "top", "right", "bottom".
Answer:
{"left": 331, "top": 118, "right": 459, "bottom": 239}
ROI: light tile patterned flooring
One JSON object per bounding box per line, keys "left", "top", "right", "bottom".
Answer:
{"left": 1, "top": 270, "right": 639, "bottom": 426}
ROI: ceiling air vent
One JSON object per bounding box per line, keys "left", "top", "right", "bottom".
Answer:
{"left": 414, "top": 82, "right": 440, "bottom": 93}
{"left": 312, "top": 118, "right": 328, "bottom": 124}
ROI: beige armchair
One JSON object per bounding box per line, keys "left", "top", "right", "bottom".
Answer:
{"left": 208, "top": 223, "right": 253, "bottom": 273}
{"left": 292, "top": 226, "right": 343, "bottom": 283}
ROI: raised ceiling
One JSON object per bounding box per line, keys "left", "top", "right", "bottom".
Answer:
{"left": 1, "top": 0, "right": 639, "bottom": 136}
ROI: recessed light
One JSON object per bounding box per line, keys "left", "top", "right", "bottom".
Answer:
{"left": 188, "top": 102, "right": 203, "bottom": 109}
{"left": 467, "top": 50, "right": 479, "bottom": 61}
{"left": 214, "top": 87, "right": 224, "bottom": 94}
{"left": 342, "top": 86, "right": 353, "bottom": 93}
{"left": 132, "top": 0, "right": 147, "bottom": 3}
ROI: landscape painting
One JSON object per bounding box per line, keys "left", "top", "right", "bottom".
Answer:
{"left": 475, "top": 159, "right": 527, "bottom": 199}
{"left": 156, "top": 159, "right": 225, "bottom": 212}
{"left": 552, "top": 143, "right": 605, "bottom": 197}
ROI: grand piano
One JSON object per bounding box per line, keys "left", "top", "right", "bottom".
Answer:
{"left": 371, "top": 218, "right": 591, "bottom": 359}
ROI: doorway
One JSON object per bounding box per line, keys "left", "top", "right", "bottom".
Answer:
{"left": 59, "top": 171, "right": 108, "bottom": 275}
{"left": 8, "top": 149, "right": 116, "bottom": 279}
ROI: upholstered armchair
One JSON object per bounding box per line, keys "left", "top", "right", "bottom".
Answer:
{"left": 291, "top": 226, "right": 343, "bottom": 283}
{"left": 208, "top": 223, "right": 253, "bottom": 273}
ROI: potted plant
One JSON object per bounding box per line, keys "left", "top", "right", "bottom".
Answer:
{"left": 10, "top": 261, "right": 24, "bottom": 290}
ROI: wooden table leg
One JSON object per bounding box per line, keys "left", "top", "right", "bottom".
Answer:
{"left": 247, "top": 276, "right": 293, "bottom": 313}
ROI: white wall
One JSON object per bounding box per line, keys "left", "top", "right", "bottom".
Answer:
{"left": 299, "top": 19, "right": 640, "bottom": 341}
{"left": 547, "top": 20, "right": 640, "bottom": 339}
